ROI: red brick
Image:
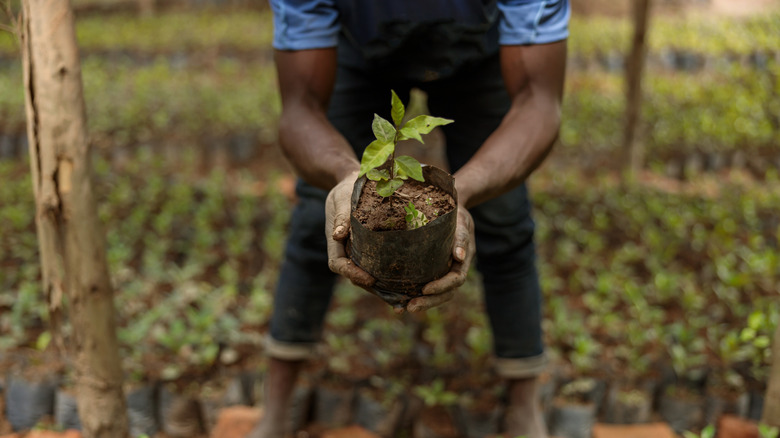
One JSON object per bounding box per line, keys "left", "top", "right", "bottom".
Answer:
{"left": 210, "top": 406, "right": 263, "bottom": 438}
{"left": 717, "top": 415, "right": 759, "bottom": 438}
{"left": 16, "top": 431, "right": 81, "bottom": 438}
{"left": 322, "top": 425, "right": 382, "bottom": 438}
{"left": 592, "top": 422, "right": 676, "bottom": 438}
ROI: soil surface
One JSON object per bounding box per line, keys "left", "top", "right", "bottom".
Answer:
{"left": 353, "top": 179, "right": 455, "bottom": 231}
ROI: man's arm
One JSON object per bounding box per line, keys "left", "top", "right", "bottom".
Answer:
{"left": 453, "top": 41, "right": 567, "bottom": 209}
{"left": 274, "top": 48, "right": 360, "bottom": 190}
{"left": 275, "top": 48, "right": 375, "bottom": 289}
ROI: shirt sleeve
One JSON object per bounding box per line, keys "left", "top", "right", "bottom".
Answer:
{"left": 269, "top": 0, "right": 341, "bottom": 50}
{"left": 497, "top": 0, "right": 570, "bottom": 46}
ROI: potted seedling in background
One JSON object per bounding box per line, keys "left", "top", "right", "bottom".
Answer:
{"left": 349, "top": 90, "right": 457, "bottom": 308}
{"left": 413, "top": 379, "right": 461, "bottom": 438}
{"left": 660, "top": 321, "right": 708, "bottom": 434}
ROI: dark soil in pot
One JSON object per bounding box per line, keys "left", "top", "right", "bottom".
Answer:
{"left": 350, "top": 165, "right": 457, "bottom": 308}
{"left": 412, "top": 405, "right": 460, "bottom": 438}
{"left": 353, "top": 179, "right": 455, "bottom": 232}
{"left": 603, "top": 385, "right": 653, "bottom": 424}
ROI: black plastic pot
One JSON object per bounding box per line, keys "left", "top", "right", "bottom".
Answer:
{"left": 748, "top": 390, "right": 765, "bottom": 421}
{"left": 455, "top": 400, "right": 503, "bottom": 438}
{"left": 126, "top": 384, "right": 159, "bottom": 438}
{"left": 312, "top": 383, "right": 355, "bottom": 428}
{"left": 158, "top": 387, "right": 205, "bottom": 437}
{"left": 658, "top": 389, "right": 705, "bottom": 433}
{"left": 5, "top": 375, "right": 57, "bottom": 431}
{"left": 603, "top": 386, "right": 653, "bottom": 424}
{"left": 548, "top": 399, "right": 596, "bottom": 438}
{"left": 349, "top": 165, "right": 457, "bottom": 308}
{"left": 704, "top": 391, "right": 749, "bottom": 425}
{"left": 54, "top": 389, "right": 81, "bottom": 430}
{"left": 353, "top": 387, "right": 405, "bottom": 437}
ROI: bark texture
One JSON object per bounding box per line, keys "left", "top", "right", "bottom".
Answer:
{"left": 763, "top": 323, "right": 780, "bottom": 426}
{"left": 21, "top": 1, "right": 129, "bottom": 436}
{"left": 622, "top": 0, "right": 651, "bottom": 179}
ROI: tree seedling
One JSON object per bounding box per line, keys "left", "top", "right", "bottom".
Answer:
{"left": 358, "top": 90, "right": 452, "bottom": 198}
{"left": 414, "top": 379, "right": 458, "bottom": 407}
{"left": 683, "top": 425, "right": 715, "bottom": 438}
{"left": 404, "top": 202, "right": 429, "bottom": 229}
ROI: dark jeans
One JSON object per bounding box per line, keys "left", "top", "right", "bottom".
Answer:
{"left": 269, "top": 51, "right": 544, "bottom": 364}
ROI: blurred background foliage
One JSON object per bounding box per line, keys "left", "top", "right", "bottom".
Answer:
{"left": 0, "top": 0, "right": 778, "bottom": 430}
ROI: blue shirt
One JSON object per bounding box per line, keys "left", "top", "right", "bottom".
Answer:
{"left": 270, "top": 0, "right": 569, "bottom": 80}
{"left": 271, "top": 0, "right": 569, "bottom": 50}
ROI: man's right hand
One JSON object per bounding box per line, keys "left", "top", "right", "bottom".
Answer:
{"left": 325, "top": 171, "right": 376, "bottom": 290}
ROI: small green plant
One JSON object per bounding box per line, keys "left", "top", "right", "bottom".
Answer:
{"left": 683, "top": 425, "right": 715, "bottom": 438}
{"left": 358, "top": 90, "right": 452, "bottom": 197}
{"left": 759, "top": 424, "right": 779, "bottom": 438}
{"left": 404, "top": 202, "right": 429, "bottom": 230}
{"left": 413, "top": 379, "right": 458, "bottom": 407}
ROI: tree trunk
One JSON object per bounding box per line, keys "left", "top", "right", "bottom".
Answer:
{"left": 622, "top": 0, "right": 651, "bottom": 181}
{"left": 20, "top": 1, "right": 129, "bottom": 437}
{"left": 762, "top": 323, "right": 780, "bottom": 426}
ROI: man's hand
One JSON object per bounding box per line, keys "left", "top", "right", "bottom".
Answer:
{"left": 404, "top": 205, "right": 475, "bottom": 313}
{"left": 326, "top": 171, "right": 376, "bottom": 290}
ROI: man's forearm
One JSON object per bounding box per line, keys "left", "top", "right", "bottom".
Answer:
{"left": 453, "top": 90, "right": 560, "bottom": 209}
{"left": 454, "top": 42, "right": 566, "bottom": 209}
{"left": 278, "top": 99, "right": 360, "bottom": 191}
{"left": 274, "top": 48, "right": 360, "bottom": 191}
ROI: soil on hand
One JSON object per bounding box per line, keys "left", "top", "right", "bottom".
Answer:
{"left": 353, "top": 179, "right": 455, "bottom": 231}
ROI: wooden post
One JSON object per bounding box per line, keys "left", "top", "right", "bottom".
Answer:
{"left": 622, "top": 0, "right": 651, "bottom": 182}
{"left": 20, "top": 1, "right": 129, "bottom": 436}
{"left": 762, "top": 323, "right": 780, "bottom": 426}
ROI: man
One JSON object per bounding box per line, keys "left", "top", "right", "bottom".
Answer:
{"left": 250, "top": 1, "right": 568, "bottom": 437}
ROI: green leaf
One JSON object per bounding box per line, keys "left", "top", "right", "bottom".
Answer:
{"left": 359, "top": 139, "right": 394, "bottom": 177}
{"left": 404, "top": 202, "right": 429, "bottom": 229}
{"left": 366, "top": 168, "right": 390, "bottom": 181}
{"left": 391, "top": 90, "right": 405, "bottom": 126}
{"left": 754, "top": 335, "right": 770, "bottom": 349}
{"left": 372, "top": 114, "right": 396, "bottom": 143}
{"left": 740, "top": 327, "right": 757, "bottom": 342}
{"left": 399, "top": 115, "right": 453, "bottom": 143}
{"left": 36, "top": 331, "right": 51, "bottom": 351}
{"left": 748, "top": 311, "right": 765, "bottom": 330}
{"left": 376, "top": 178, "right": 403, "bottom": 197}
{"left": 394, "top": 155, "right": 424, "bottom": 182}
